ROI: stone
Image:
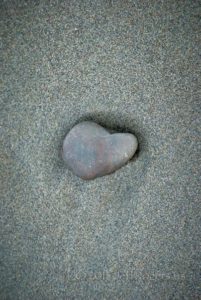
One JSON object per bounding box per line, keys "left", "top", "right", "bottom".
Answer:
{"left": 62, "top": 121, "right": 138, "bottom": 180}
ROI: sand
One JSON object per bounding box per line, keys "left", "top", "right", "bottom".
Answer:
{"left": 1, "top": 0, "right": 200, "bottom": 299}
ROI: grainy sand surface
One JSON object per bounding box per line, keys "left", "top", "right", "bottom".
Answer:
{"left": 1, "top": 1, "right": 200, "bottom": 299}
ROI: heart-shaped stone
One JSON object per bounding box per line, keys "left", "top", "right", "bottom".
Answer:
{"left": 62, "top": 121, "right": 138, "bottom": 180}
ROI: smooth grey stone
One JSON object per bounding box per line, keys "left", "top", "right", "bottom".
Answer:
{"left": 62, "top": 121, "right": 138, "bottom": 180}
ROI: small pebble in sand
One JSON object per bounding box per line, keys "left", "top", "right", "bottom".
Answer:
{"left": 62, "top": 121, "right": 138, "bottom": 180}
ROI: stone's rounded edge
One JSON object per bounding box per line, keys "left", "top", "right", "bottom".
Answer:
{"left": 61, "top": 122, "right": 139, "bottom": 180}
{"left": 61, "top": 126, "right": 98, "bottom": 179}
{"left": 124, "top": 133, "right": 138, "bottom": 159}
{"left": 71, "top": 121, "right": 110, "bottom": 137}
{"left": 61, "top": 132, "right": 72, "bottom": 164}
{"left": 79, "top": 173, "right": 97, "bottom": 180}
{"left": 106, "top": 132, "right": 138, "bottom": 162}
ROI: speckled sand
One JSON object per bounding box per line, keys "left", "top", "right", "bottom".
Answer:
{"left": 0, "top": 1, "right": 200, "bottom": 299}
